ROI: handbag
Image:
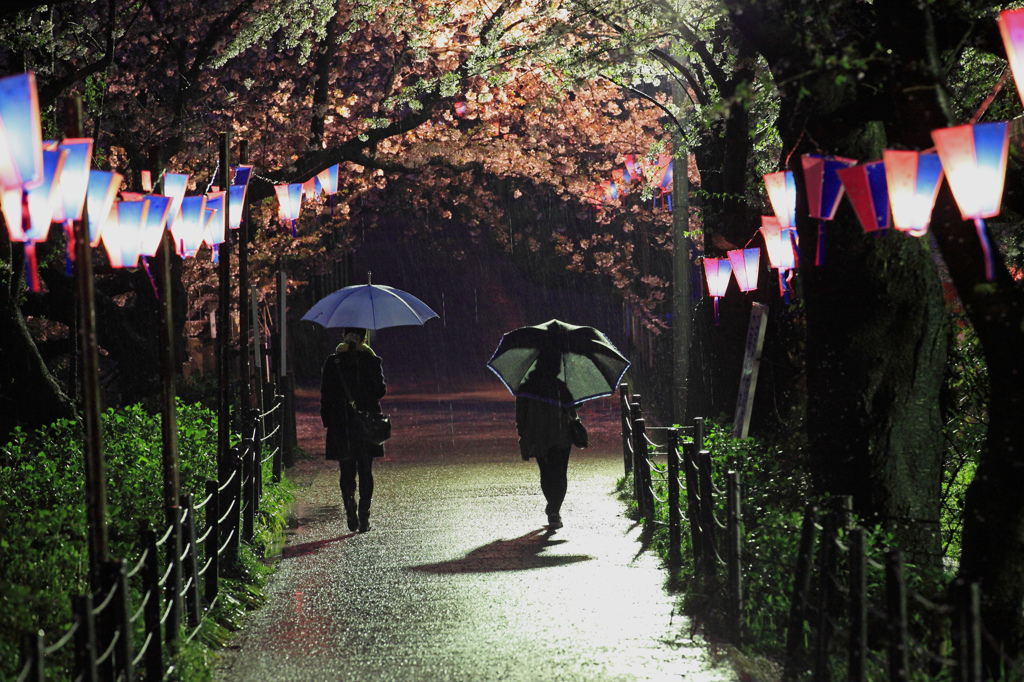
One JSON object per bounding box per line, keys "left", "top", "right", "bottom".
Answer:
{"left": 569, "top": 416, "right": 588, "bottom": 449}
{"left": 333, "top": 359, "right": 392, "bottom": 447}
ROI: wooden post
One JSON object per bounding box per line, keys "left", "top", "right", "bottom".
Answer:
{"left": 783, "top": 504, "right": 819, "bottom": 682}
{"left": 243, "top": 443, "right": 255, "bottom": 543}
{"left": 955, "top": 580, "right": 981, "bottom": 682}
{"left": 727, "top": 470, "right": 743, "bottom": 642}
{"left": 20, "top": 630, "right": 44, "bottom": 682}
{"left": 102, "top": 560, "right": 134, "bottom": 682}
{"left": 204, "top": 480, "right": 220, "bottom": 604}
{"left": 693, "top": 416, "right": 705, "bottom": 454}
{"left": 68, "top": 96, "right": 109, "bottom": 591}
{"left": 619, "top": 383, "right": 632, "bottom": 477}
{"left": 238, "top": 140, "right": 252, "bottom": 414}
{"left": 180, "top": 493, "right": 202, "bottom": 627}
{"left": 633, "top": 416, "right": 650, "bottom": 520}
{"left": 141, "top": 529, "right": 163, "bottom": 681}
{"left": 228, "top": 449, "right": 244, "bottom": 564}
{"left": 278, "top": 268, "right": 296, "bottom": 467}
{"left": 217, "top": 132, "right": 233, "bottom": 493}
{"left": 683, "top": 440, "right": 702, "bottom": 572}
{"left": 697, "top": 450, "right": 717, "bottom": 582}
{"left": 813, "top": 510, "right": 837, "bottom": 682}
{"left": 667, "top": 428, "right": 681, "bottom": 568}
{"left": 849, "top": 527, "right": 867, "bottom": 682}
{"left": 73, "top": 594, "right": 99, "bottom": 682}
{"left": 886, "top": 550, "right": 909, "bottom": 682}
{"left": 733, "top": 302, "right": 768, "bottom": 439}
{"left": 164, "top": 506, "right": 182, "bottom": 649}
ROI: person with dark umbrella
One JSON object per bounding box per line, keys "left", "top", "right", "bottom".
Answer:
{"left": 320, "top": 327, "right": 387, "bottom": 533}
{"left": 514, "top": 352, "right": 582, "bottom": 530}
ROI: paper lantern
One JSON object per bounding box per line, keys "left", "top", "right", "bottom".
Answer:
{"left": 931, "top": 121, "right": 1009, "bottom": 280}
{"left": 763, "top": 170, "right": 796, "bottom": 229}
{"left": 625, "top": 154, "right": 643, "bottom": 181}
{"left": 274, "top": 182, "right": 304, "bottom": 237}
{"left": 102, "top": 200, "right": 147, "bottom": 268}
{"left": 52, "top": 139, "right": 93, "bottom": 225}
{"left": 760, "top": 216, "right": 797, "bottom": 303}
{"left": 203, "top": 191, "right": 226, "bottom": 248}
{"left": 999, "top": 9, "right": 1024, "bottom": 107}
{"left": 85, "top": 170, "right": 122, "bottom": 246}
{"left": 317, "top": 165, "right": 339, "bottom": 193}
{"left": 600, "top": 179, "right": 618, "bottom": 202}
{"left": 301, "top": 176, "right": 318, "bottom": 201}
{"left": 704, "top": 257, "right": 732, "bottom": 325}
{"left": 135, "top": 194, "right": 172, "bottom": 258}
{"left": 0, "top": 72, "right": 43, "bottom": 193}
{"left": 883, "top": 150, "right": 944, "bottom": 237}
{"left": 23, "top": 148, "right": 66, "bottom": 243}
{"left": 653, "top": 154, "right": 673, "bottom": 210}
{"left": 228, "top": 165, "right": 252, "bottom": 230}
{"left": 176, "top": 195, "right": 207, "bottom": 257}
{"left": 801, "top": 154, "right": 857, "bottom": 265}
{"left": 836, "top": 161, "right": 890, "bottom": 234}
{"left": 728, "top": 248, "right": 760, "bottom": 292}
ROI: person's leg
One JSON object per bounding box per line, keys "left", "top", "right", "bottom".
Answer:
{"left": 339, "top": 458, "right": 358, "bottom": 532}
{"left": 536, "top": 446, "right": 570, "bottom": 526}
{"left": 356, "top": 454, "right": 375, "bottom": 532}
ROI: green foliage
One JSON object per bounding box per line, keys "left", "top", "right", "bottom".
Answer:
{"left": 0, "top": 401, "right": 293, "bottom": 680}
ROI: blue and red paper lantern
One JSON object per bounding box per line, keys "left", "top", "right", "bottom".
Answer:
{"left": 800, "top": 154, "right": 857, "bottom": 265}
{"left": 836, "top": 160, "right": 890, "bottom": 234}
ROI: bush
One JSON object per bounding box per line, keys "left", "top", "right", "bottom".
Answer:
{"left": 0, "top": 400, "right": 291, "bottom": 680}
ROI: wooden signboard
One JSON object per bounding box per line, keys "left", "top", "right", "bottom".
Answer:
{"left": 733, "top": 302, "right": 769, "bottom": 439}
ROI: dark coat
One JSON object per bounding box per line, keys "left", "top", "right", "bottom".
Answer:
{"left": 515, "top": 375, "right": 577, "bottom": 460}
{"left": 320, "top": 342, "right": 387, "bottom": 461}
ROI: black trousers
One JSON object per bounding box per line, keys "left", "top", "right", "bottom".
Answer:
{"left": 339, "top": 455, "right": 374, "bottom": 516}
{"left": 535, "top": 446, "right": 571, "bottom": 515}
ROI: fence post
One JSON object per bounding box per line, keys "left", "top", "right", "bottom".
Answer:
{"left": 693, "top": 416, "right": 704, "bottom": 454}
{"left": 667, "top": 428, "right": 681, "bottom": 569}
{"left": 955, "top": 579, "right": 981, "bottom": 682}
{"left": 20, "top": 630, "right": 44, "bottom": 682}
{"left": 697, "top": 449, "right": 717, "bottom": 582}
{"left": 228, "top": 447, "right": 244, "bottom": 564}
{"left": 164, "top": 505, "right": 182, "bottom": 649}
{"left": 683, "top": 440, "right": 702, "bottom": 572}
{"left": 243, "top": 441, "right": 256, "bottom": 543}
{"left": 141, "top": 529, "right": 163, "bottom": 681}
{"left": 204, "top": 479, "right": 220, "bottom": 605}
{"left": 784, "top": 504, "right": 819, "bottom": 682}
{"left": 630, "top": 397, "right": 646, "bottom": 518}
{"left": 886, "top": 549, "right": 909, "bottom": 682}
{"left": 102, "top": 560, "right": 134, "bottom": 682}
{"left": 727, "top": 470, "right": 742, "bottom": 643}
{"left": 73, "top": 594, "right": 98, "bottom": 682}
{"left": 813, "top": 508, "right": 838, "bottom": 682}
{"left": 848, "top": 527, "right": 867, "bottom": 682}
{"left": 180, "top": 493, "right": 202, "bottom": 627}
{"left": 619, "top": 384, "right": 632, "bottom": 477}
{"left": 271, "top": 387, "right": 283, "bottom": 483}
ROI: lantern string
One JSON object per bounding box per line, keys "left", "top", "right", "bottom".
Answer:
{"left": 140, "top": 257, "right": 159, "bottom": 299}
{"left": 815, "top": 218, "right": 826, "bottom": 266}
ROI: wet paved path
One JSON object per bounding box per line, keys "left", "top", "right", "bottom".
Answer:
{"left": 215, "top": 387, "right": 736, "bottom": 681}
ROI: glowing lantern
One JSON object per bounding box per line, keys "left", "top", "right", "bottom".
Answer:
{"left": 931, "top": 121, "right": 1009, "bottom": 281}
{"left": 728, "top": 248, "right": 760, "bottom": 292}
{"left": 763, "top": 171, "right": 796, "bottom": 229}
{"left": 704, "top": 257, "right": 732, "bottom": 325}
{"left": 85, "top": 170, "right": 122, "bottom": 246}
{"left": 760, "top": 216, "right": 797, "bottom": 302}
{"left": 883, "top": 150, "right": 944, "bottom": 237}
{"left": 274, "top": 183, "right": 304, "bottom": 237}
{"left": 135, "top": 195, "right": 172, "bottom": 258}
{"left": 454, "top": 102, "right": 467, "bottom": 117}
{"left": 999, "top": 9, "right": 1024, "bottom": 107}
{"left": 177, "top": 195, "right": 207, "bottom": 257}
{"left": 52, "top": 139, "right": 93, "bottom": 226}
{"left": 302, "top": 176, "right": 318, "bottom": 201}
{"left": 625, "top": 154, "right": 643, "bottom": 181}
{"left": 102, "top": 200, "right": 147, "bottom": 268}
{"left": 0, "top": 72, "right": 43, "bottom": 193}
{"left": 140, "top": 170, "right": 152, "bottom": 192}
{"left": 163, "top": 172, "right": 190, "bottom": 253}
{"left": 800, "top": 155, "right": 857, "bottom": 265}
{"left": 203, "top": 191, "right": 226, "bottom": 248}
{"left": 836, "top": 161, "right": 890, "bottom": 234}
{"left": 600, "top": 180, "right": 618, "bottom": 202}
{"left": 24, "top": 147, "right": 67, "bottom": 242}
{"left": 228, "top": 165, "right": 252, "bottom": 230}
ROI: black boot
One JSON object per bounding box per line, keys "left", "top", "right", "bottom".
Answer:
{"left": 344, "top": 497, "right": 358, "bottom": 533}
{"left": 358, "top": 509, "right": 370, "bottom": 533}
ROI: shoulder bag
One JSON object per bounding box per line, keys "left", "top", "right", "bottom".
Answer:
{"left": 333, "top": 358, "right": 392, "bottom": 446}
{"left": 569, "top": 414, "right": 588, "bottom": 449}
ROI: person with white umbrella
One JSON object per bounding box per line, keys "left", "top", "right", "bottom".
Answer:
{"left": 309, "top": 275, "right": 438, "bottom": 533}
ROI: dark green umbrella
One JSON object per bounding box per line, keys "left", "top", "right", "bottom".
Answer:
{"left": 487, "top": 319, "right": 630, "bottom": 407}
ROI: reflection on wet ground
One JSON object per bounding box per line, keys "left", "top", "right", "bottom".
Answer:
{"left": 218, "top": 385, "right": 736, "bottom": 682}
